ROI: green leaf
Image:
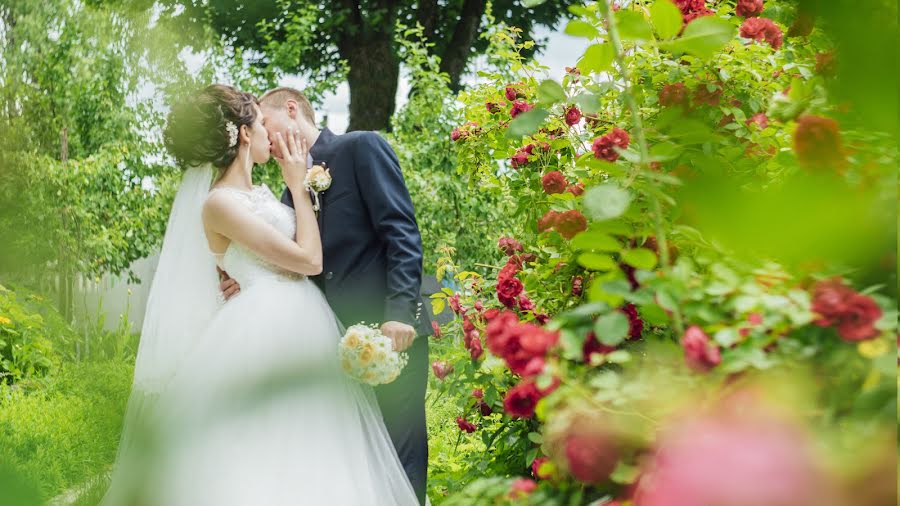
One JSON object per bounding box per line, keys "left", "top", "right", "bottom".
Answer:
{"left": 650, "top": 0, "right": 683, "bottom": 40}
{"left": 606, "top": 350, "right": 632, "bottom": 364}
{"left": 615, "top": 10, "right": 654, "bottom": 42}
{"left": 570, "top": 231, "right": 623, "bottom": 252}
{"left": 578, "top": 43, "right": 615, "bottom": 75}
{"left": 527, "top": 431, "right": 544, "bottom": 444}
{"left": 594, "top": 311, "right": 630, "bottom": 346}
{"left": 664, "top": 16, "right": 735, "bottom": 59}
{"left": 565, "top": 20, "right": 599, "bottom": 39}
{"left": 584, "top": 184, "right": 632, "bottom": 221}
{"left": 649, "top": 141, "right": 682, "bottom": 161}
{"left": 574, "top": 93, "right": 602, "bottom": 114}
{"left": 621, "top": 248, "right": 659, "bottom": 270}
{"left": 578, "top": 252, "right": 617, "bottom": 271}
{"left": 536, "top": 79, "right": 566, "bottom": 105}
{"left": 522, "top": 0, "right": 547, "bottom": 7}
{"left": 505, "top": 108, "right": 549, "bottom": 139}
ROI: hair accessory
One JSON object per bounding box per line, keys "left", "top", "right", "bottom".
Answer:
{"left": 225, "top": 121, "right": 239, "bottom": 148}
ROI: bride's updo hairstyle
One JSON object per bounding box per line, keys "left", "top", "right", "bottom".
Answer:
{"left": 164, "top": 84, "right": 259, "bottom": 171}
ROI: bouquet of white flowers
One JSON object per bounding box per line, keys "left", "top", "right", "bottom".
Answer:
{"left": 338, "top": 324, "right": 408, "bottom": 386}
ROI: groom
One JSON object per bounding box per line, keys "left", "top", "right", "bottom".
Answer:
{"left": 221, "top": 86, "right": 431, "bottom": 503}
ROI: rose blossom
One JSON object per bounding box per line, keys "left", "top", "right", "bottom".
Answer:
{"left": 554, "top": 210, "right": 588, "bottom": 240}
{"left": 497, "top": 277, "right": 524, "bottom": 308}
{"left": 469, "top": 335, "right": 484, "bottom": 360}
{"left": 537, "top": 210, "right": 560, "bottom": 232}
{"left": 740, "top": 17, "right": 783, "bottom": 49}
{"left": 565, "top": 105, "right": 582, "bottom": 126}
{"left": 541, "top": 171, "right": 568, "bottom": 194}
{"left": 681, "top": 325, "right": 722, "bottom": 372}
{"left": 811, "top": 278, "right": 882, "bottom": 341}
{"left": 660, "top": 83, "right": 689, "bottom": 108}
{"left": 508, "top": 478, "right": 537, "bottom": 498}
{"left": 503, "top": 378, "right": 558, "bottom": 418}
{"left": 735, "top": 0, "right": 764, "bottom": 17}
{"left": 621, "top": 303, "right": 644, "bottom": 339}
{"left": 510, "top": 100, "right": 534, "bottom": 118}
{"left": 498, "top": 236, "right": 523, "bottom": 256}
{"left": 583, "top": 331, "right": 616, "bottom": 363}
{"left": 432, "top": 360, "right": 453, "bottom": 380}
{"left": 456, "top": 416, "right": 477, "bottom": 433}
{"left": 793, "top": 115, "right": 845, "bottom": 169}
{"left": 572, "top": 276, "right": 584, "bottom": 297}
{"left": 592, "top": 127, "right": 630, "bottom": 162}
{"left": 746, "top": 112, "right": 769, "bottom": 129}
{"left": 566, "top": 182, "right": 585, "bottom": 196}
{"left": 431, "top": 321, "right": 441, "bottom": 338}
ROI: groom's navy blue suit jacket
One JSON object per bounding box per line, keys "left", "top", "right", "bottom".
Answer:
{"left": 281, "top": 128, "right": 432, "bottom": 337}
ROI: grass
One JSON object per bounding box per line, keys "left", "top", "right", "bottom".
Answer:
{"left": 0, "top": 360, "right": 132, "bottom": 503}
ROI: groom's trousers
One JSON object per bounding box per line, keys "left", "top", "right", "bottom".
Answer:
{"left": 374, "top": 334, "right": 429, "bottom": 505}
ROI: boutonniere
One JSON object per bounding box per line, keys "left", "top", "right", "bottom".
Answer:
{"left": 304, "top": 163, "right": 332, "bottom": 211}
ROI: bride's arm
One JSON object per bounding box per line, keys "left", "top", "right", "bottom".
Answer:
{"left": 202, "top": 191, "right": 322, "bottom": 276}
{"left": 204, "top": 130, "right": 322, "bottom": 276}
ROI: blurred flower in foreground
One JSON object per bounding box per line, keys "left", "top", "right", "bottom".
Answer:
{"left": 633, "top": 390, "right": 829, "bottom": 506}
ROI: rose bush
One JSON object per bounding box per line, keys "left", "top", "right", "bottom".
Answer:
{"left": 430, "top": 1, "right": 896, "bottom": 504}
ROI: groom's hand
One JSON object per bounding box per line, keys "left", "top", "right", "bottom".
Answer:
{"left": 381, "top": 321, "right": 416, "bottom": 352}
{"left": 217, "top": 267, "right": 241, "bottom": 301}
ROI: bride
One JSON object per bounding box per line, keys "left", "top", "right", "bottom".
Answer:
{"left": 101, "top": 84, "right": 419, "bottom": 505}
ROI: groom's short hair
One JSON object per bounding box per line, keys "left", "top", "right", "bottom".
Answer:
{"left": 260, "top": 87, "right": 316, "bottom": 125}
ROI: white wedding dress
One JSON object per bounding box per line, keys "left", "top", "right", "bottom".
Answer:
{"left": 103, "top": 181, "right": 419, "bottom": 505}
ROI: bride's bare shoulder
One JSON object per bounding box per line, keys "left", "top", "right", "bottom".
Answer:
{"left": 202, "top": 187, "right": 253, "bottom": 223}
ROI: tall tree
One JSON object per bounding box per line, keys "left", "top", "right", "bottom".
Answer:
{"left": 172, "top": 0, "right": 577, "bottom": 131}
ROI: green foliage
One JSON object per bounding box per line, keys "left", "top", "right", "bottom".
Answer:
{"left": 0, "top": 284, "right": 73, "bottom": 386}
{"left": 0, "top": 360, "right": 133, "bottom": 500}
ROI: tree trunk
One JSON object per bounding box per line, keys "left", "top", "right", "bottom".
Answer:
{"left": 439, "top": 0, "right": 486, "bottom": 92}
{"left": 344, "top": 33, "right": 400, "bottom": 132}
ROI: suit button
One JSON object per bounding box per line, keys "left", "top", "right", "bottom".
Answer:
{"left": 325, "top": 271, "right": 334, "bottom": 280}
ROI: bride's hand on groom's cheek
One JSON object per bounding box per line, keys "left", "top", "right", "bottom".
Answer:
{"left": 274, "top": 129, "right": 308, "bottom": 191}
{"left": 380, "top": 321, "right": 416, "bottom": 352}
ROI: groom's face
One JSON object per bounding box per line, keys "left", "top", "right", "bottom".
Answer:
{"left": 261, "top": 104, "right": 302, "bottom": 160}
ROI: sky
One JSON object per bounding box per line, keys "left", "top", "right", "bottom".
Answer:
{"left": 282, "top": 25, "right": 591, "bottom": 134}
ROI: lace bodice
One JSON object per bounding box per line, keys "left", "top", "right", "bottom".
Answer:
{"left": 208, "top": 184, "right": 305, "bottom": 288}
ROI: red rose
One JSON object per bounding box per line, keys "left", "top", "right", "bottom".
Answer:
{"left": 746, "top": 112, "right": 769, "bottom": 129}
{"left": 503, "top": 381, "right": 541, "bottom": 418}
{"left": 456, "top": 416, "right": 477, "bottom": 433}
{"left": 620, "top": 262, "right": 641, "bottom": 290}
{"left": 735, "top": 0, "right": 764, "bottom": 17}
{"left": 554, "top": 210, "right": 588, "bottom": 240}
{"left": 681, "top": 325, "right": 722, "bottom": 372}
{"left": 621, "top": 303, "right": 644, "bottom": 339}
{"left": 450, "top": 127, "right": 463, "bottom": 141}
{"left": 431, "top": 321, "right": 442, "bottom": 338}
{"left": 685, "top": 8, "right": 714, "bottom": 24}
{"left": 565, "top": 426, "right": 619, "bottom": 484}
{"left": 811, "top": 278, "right": 882, "bottom": 341}
{"left": 533, "top": 312, "right": 550, "bottom": 325}
{"left": 469, "top": 335, "right": 485, "bottom": 360}
{"left": 675, "top": 0, "right": 706, "bottom": 14}
{"left": 505, "top": 85, "right": 523, "bottom": 102}
{"left": 566, "top": 183, "right": 585, "bottom": 196}
{"left": 583, "top": 331, "right": 616, "bottom": 363}
{"left": 448, "top": 293, "right": 463, "bottom": 314}
{"left": 538, "top": 210, "right": 561, "bottom": 232}
{"left": 633, "top": 396, "right": 825, "bottom": 506}
{"left": 508, "top": 478, "right": 537, "bottom": 498}
{"left": 432, "top": 360, "right": 453, "bottom": 380}
{"left": 518, "top": 294, "right": 536, "bottom": 311}
{"left": 498, "top": 236, "right": 524, "bottom": 256}
{"left": 541, "top": 171, "right": 568, "bottom": 194}
{"left": 510, "top": 149, "right": 531, "bottom": 169}
{"left": 472, "top": 388, "right": 483, "bottom": 399}
{"left": 483, "top": 308, "right": 501, "bottom": 321}
{"left": 740, "top": 17, "right": 783, "bottom": 49}
{"left": 592, "top": 128, "right": 630, "bottom": 162}
{"left": 793, "top": 115, "right": 845, "bottom": 169}
{"left": 497, "top": 277, "right": 524, "bottom": 308}
{"left": 510, "top": 100, "right": 534, "bottom": 118}
{"left": 748, "top": 312, "right": 764, "bottom": 326}
{"left": 565, "top": 105, "right": 582, "bottom": 126}
{"left": 478, "top": 400, "right": 493, "bottom": 416}
{"left": 659, "top": 83, "right": 689, "bottom": 108}
{"left": 572, "top": 276, "right": 584, "bottom": 297}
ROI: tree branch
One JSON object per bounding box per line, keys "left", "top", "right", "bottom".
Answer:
{"left": 439, "top": 0, "right": 486, "bottom": 91}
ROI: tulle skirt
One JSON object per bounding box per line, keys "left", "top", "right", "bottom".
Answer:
{"left": 104, "top": 277, "right": 419, "bottom": 505}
